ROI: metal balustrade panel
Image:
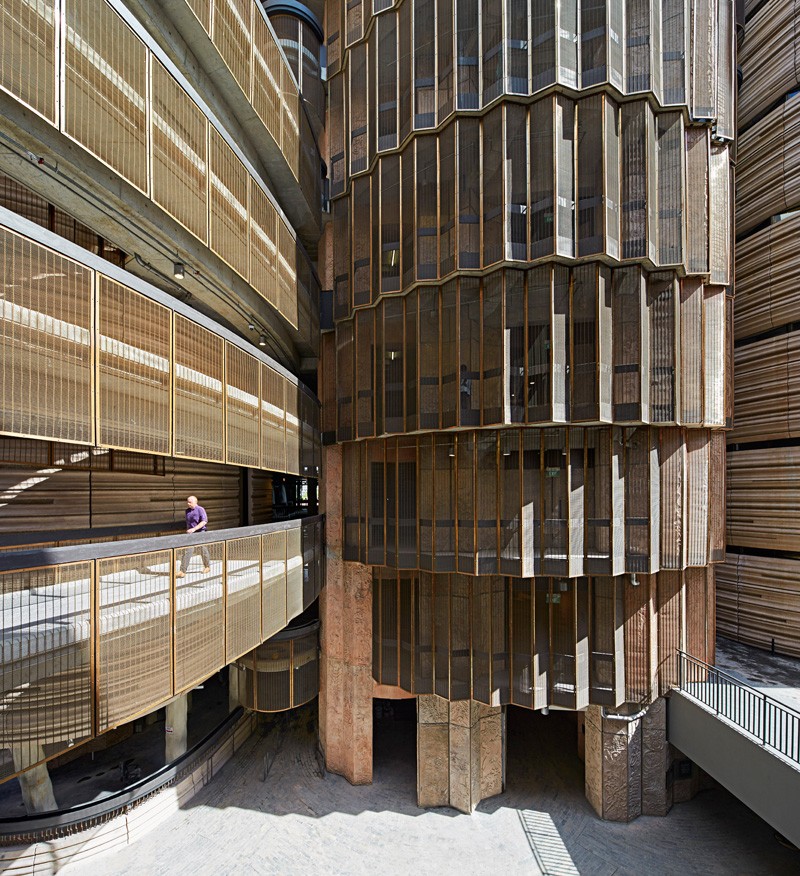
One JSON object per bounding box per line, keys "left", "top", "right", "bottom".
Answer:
{"left": 225, "top": 344, "right": 260, "bottom": 468}
{"left": 174, "top": 540, "right": 225, "bottom": 691}
{"left": 225, "top": 535, "right": 262, "bottom": 663}
{"left": 0, "top": 562, "right": 93, "bottom": 781}
{"left": 96, "top": 551, "right": 172, "bottom": 732}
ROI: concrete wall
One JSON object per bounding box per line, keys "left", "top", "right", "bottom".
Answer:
{"left": 668, "top": 692, "right": 800, "bottom": 847}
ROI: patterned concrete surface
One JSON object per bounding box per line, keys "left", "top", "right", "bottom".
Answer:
{"left": 82, "top": 703, "right": 799, "bottom": 876}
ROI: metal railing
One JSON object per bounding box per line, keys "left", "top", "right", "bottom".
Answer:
{"left": 677, "top": 650, "right": 800, "bottom": 767}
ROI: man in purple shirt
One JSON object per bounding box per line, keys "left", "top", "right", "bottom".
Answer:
{"left": 177, "top": 496, "right": 211, "bottom": 577}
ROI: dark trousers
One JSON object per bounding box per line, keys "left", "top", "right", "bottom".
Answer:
{"left": 180, "top": 543, "right": 211, "bottom": 572}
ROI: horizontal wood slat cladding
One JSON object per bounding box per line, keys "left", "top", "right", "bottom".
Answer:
{"left": 0, "top": 517, "right": 322, "bottom": 783}
{"left": 736, "top": 95, "right": 800, "bottom": 235}
{"left": 717, "top": 554, "right": 800, "bottom": 658}
{"left": 0, "top": 454, "right": 242, "bottom": 536}
{"left": 734, "top": 214, "right": 800, "bottom": 340}
{"left": 726, "top": 446, "right": 800, "bottom": 552}
{"left": 731, "top": 333, "right": 800, "bottom": 443}
{"left": 0, "top": 223, "right": 321, "bottom": 477}
{"left": 737, "top": 0, "right": 800, "bottom": 129}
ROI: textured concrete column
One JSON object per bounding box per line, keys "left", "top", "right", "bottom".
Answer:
{"left": 584, "top": 697, "right": 671, "bottom": 822}
{"left": 417, "top": 695, "right": 504, "bottom": 814}
{"left": 165, "top": 693, "right": 189, "bottom": 763}
{"left": 229, "top": 664, "right": 241, "bottom": 712}
{"left": 12, "top": 746, "right": 57, "bottom": 814}
{"left": 319, "top": 444, "right": 373, "bottom": 784}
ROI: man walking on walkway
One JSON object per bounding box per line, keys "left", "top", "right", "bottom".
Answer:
{"left": 177, "top": 495, "right": 211, "bottom": 577}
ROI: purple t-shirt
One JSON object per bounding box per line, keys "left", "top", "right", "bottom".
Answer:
{"left": 186, "top": 505, "right": 208, "bottom": 531}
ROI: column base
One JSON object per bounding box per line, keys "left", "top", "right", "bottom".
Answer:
{"left": 417, "top": 695, "right": 504, "bottom": 814}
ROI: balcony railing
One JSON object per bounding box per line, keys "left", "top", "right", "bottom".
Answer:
{"left": 677, "top": 650, "right": 800, "bottom": 767}
{"left": 0, "top": 516, "right": 324, "bottom": 785}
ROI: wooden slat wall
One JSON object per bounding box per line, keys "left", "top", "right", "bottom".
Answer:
{"left": 0, "top": 456, "right": 241, "bottom": 537}
{"left": 737, "top": 0, "right": 800, "bottom": 128}
{"left": 734, "top": 214, "right": 800, "bottom": 340}
{"left": 726, "top": 447, "right": 800, "bottom": 552}
{"left": 717, "top": 554, "right": 800, "bottom": 658}
{"left": 731, "top": 335, "right": 800, "bottom": 443}
{"left": 723, "top": 0, "right": 800, "bottom": 660}
{"left": 736, "top": 96, "right": 800, "bottom": 236}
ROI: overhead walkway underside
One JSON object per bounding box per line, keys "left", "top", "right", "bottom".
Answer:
{"left": 668, "top": 649, "right": 800, "bottom": 848}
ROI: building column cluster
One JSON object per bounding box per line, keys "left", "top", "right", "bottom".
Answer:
{"left": 416, "top": 695, "right": 504, "bottom": 814}
{"left": 584, "top": 697, "right": 671, "bottom": 821}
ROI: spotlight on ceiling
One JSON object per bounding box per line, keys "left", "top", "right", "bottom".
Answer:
{"left": 258, "top": 334, "right": 267, "bottom": 347}
{"left": 173, "top": 262, "right": 185, "bottom": 280}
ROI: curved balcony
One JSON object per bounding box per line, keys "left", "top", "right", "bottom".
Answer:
{"left": 326, "top": 0, "right": 736, "bottom": 197}
{"left": 340, "top": 426, "right": 725, "bottom": 576}
{"left": 0, "top": 515, "right": 324, "bottom": 786}
{"left": 232, "top": 619, "right": 320, "bottom": 712}
{"left": 331, "top": 264, "right": 729, "bottom": 440}
{"left": 0, "top": 0, "right": 320, "bottom": 352}
{"left": 0, "top": 213, "right": 320, "bottom": 478}
{"left": 371, "top": 566, "right": 714, "bottom": 710}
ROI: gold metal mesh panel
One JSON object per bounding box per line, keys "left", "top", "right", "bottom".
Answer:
{"left": 225, "top": 535, "right": 261, "bottom": 662}
{"left": 210, "top": 127, "right": 249, "bottom": 278}
{"left": 98, "top": 276, "right": 171, "bottom": 454}
{"left": 64, "top": 0, "right": 148, "bottom": 193}
{"left": 277, "top": 219, "right": 298, "bottom": 328}
{"left": 186, "top": 0, "right": 210, "bottom": 32}
{"left": 260, "top": 363, "right": 286, "bottom": 472}
{"left": 226, "top": 344, "right": 260, "bottom": 467}
{"left": 151, "top": 58, "right": 208, "bottom": 242}
{"left": 262, "top": 529, "right": 287, "bottom": 639}
{"left": 96, "top": 551, "right": 172, "bottom": 732}
{"left": 174, "top": 314, "right": 225, "bottom": 462}
{"left": 174, "top": 539, "right": 224, "bottom": 691}
{"left": 0, "top": 0, "right": 57, "bottom": 121}
{"left": 249, "top": 183, "right": 279, "bottom": 310}
{"left": 0, "top": 227, "right": 92, "bottom": 443}
{"left": 284, "top": 380, "right": 300, "bottom": 475}
{"left": 0, "top": 563, "right": 92, "bottom": 778}
{"left": 286, "top": 524, "right": 303, "bottom": 620}
{"left": 212, "top": 0, "right": 252, "bottom": 97}
{"left": 251, "top": 10, "right": 282, "bottom": 147}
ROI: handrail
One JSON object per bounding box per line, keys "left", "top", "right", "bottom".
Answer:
{"left": 0, "top": 514, "right": 323, "bottom": 572}
{"left": 0, "top": 708, "right": 246, "bottom": 842}
{"left": 676, "top": 650, "right": 800, "bottom": 767}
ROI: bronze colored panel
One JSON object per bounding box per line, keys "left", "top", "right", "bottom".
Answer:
{"left": 209, "top": 127, "right": 249, "bottom": 279}
{"left": 260, "top": 363, "right": 286, "bottom": 473}
{"left": 174, "top": 315, "right": 225, "bottom": 463}
{"left": 212, "top": 0, "right": 251, "bottom": 96}
{"left": 96, "top": 551, "right": 171, "bottom": 732}
{"left": 64, "top": 0, "right": 148, "bottom": 193}
{"left": 0, "top": 0, "right": 57, "bottom": 121}
{"left": 286, "top": 524, "right": 303, "bottom": 620}
{"left": 0, "top": 563, "right": 92, "bottom": 778}
{"left": 151, "top": 59, "right": 208, "bottom": 242}
{"left": 226, "top": 344, "right": 260, "bottom": 468}
{"left": 249, "top": 184, "right": 279, "bottom": 311}
{"left": 262, "top": 529, "right": 287, "bottom": 639}
{"left": 98, "top": 277, "right": 171, "bottom": 455}
{"left": 174, "top": 540, "right": 224, "bottom": 691}
{"left": 225, "top": 535, "right": 261, "bottom": 662}
{"left": 0, "top": 228, "right": 92, "bottom": 444}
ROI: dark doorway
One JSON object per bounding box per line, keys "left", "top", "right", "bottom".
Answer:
{"left": 372, "top": 697, "right": 417, "bottom": 795}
